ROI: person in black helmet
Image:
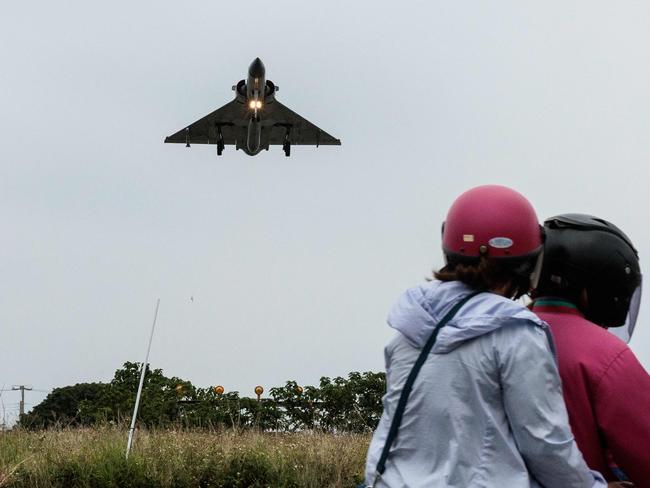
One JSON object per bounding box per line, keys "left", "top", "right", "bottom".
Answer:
{"left": 531, "top": 214, "right": 650, "bottom": 487}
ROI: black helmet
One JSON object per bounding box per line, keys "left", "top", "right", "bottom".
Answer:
{"left": 537, "top": 214, "right": 642, "bottom": 336}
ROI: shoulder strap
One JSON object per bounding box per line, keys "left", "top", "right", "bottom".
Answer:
{"left": 372, "top": 291, "right": 481, "bottom": 485}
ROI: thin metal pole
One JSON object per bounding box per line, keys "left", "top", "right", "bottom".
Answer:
{"left": 126, "top": 299, "right": 160, "bottom": 459}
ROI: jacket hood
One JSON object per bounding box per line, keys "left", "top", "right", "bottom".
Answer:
{"left": 387, "top": 280, "right": 548, "bottom": 353}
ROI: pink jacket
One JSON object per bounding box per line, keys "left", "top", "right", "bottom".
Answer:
{"left": 533, "top": 299, "right": 650, "bottom": 486}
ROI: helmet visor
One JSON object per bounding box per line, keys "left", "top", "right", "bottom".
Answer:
{"left": 609, "top": 280, "right": 642, "bottom": 343}
{"left": 529, "top": 251, "right": 544, "bottom": 292}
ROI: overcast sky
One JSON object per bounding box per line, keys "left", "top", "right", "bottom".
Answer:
{"left": 1, "top": 1, "right": 649, "bottom": 424}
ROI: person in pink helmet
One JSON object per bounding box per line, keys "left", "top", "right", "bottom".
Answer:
{"left": 362, "top": 186, "right": 606, "bottom": 487}
{"left": 532, "top": 214, "right": 649, "bottom": 487}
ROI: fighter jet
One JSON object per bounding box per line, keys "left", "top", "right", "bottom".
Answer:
{"left": 164, "top": 58, "right": 341, "bottom": 157}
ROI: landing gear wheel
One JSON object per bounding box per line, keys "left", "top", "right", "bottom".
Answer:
{"left": 217, "top": 140, "right": 224, "bottom": 156}
{"left": 283, "top": 141, "right": 291, "bottom": 157}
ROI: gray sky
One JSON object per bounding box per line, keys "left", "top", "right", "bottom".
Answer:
{"left": 1, "top": 1, "right": 649, "bottom": 424}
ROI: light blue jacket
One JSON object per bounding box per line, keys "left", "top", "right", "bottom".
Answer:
{"left": 364, "top": 280, "right": 605, "bottom": 488}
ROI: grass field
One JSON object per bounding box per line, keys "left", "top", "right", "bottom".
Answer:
{"left": 0, "top": 427, "right": 370, "bottom": 487}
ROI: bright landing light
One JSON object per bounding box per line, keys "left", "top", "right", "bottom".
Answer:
{"left": 249, "top": 100, "right": 263, "bottom": 109}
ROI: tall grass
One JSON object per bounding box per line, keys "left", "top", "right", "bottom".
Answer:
{"left": 0, "top": 427, "right": 370, "bottom": 487}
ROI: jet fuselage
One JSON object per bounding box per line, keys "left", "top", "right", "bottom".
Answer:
{"left": 245, "top": 58, "right": 266, "bottom": 154}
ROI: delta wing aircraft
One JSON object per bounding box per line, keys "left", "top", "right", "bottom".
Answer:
{"left": 165, "top": 58, "right": 341, "bottom": 157}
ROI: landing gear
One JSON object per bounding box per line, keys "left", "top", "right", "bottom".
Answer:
{"left": 282, "top": 125, "right": 291, "bottom": 157}
{"left": 216, "top": 125, "right": 224, "bottom": 156}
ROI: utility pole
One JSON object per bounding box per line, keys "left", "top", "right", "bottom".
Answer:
{"left": 12, "top": 385, "right": 32, "bottom": 417}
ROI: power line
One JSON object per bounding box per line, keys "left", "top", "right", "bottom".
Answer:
{"left": 0, "top": 388, "right": 48, "bottom": 393}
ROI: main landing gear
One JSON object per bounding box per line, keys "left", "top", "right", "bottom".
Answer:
{"left": 282, "top": 125, "right": 291, "bottom": 157}
{"left": 216, "top": 125, "right": 224, "bottom": 156}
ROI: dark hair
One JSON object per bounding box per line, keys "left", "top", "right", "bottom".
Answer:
{"left": 433, "top": 255, "right": 536, "bottom": 298}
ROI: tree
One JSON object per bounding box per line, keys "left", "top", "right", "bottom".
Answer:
{"left": 20, "top": 382, "right": 109, "bottom": 428}
{"left": 21, "top": 364, "right": 386, "bottom": 432}
{"left": 270, "top": 381, "right": 318, "bottom": 431}
{"left": 316, "top": 372, "right": 385, "bottom": 432}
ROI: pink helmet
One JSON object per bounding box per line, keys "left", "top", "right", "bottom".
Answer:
{"left": 442, "top": 185, "right": 542, "bottom": 261}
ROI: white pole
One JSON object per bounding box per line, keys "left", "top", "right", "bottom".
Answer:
{"left": 126, "top": 298, "right": 160, "bottom": 459}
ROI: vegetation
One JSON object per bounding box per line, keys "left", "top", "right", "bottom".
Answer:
{"left": 7, "top": 365, "right": 381, "bottom": 486}
{"left": 0, "top": 427, "right": 370, "bottom": 487}
{"left": 20, "top": 363, "right": 385, "bottom": 433}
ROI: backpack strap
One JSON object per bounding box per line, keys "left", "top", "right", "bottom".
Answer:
{"left": 370, "top": 291, "right": 481, "bottom": 487}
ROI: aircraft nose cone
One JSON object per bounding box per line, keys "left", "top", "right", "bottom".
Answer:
{"left": 249, "top": 57, "right": 265, "bottom": 78}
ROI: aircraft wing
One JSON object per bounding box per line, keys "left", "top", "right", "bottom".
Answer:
{"left": 265, "top": 101, "right": 341, "bottom": 146}
{"left": 164, "top": 99, "right": 247, "bottom": 145}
